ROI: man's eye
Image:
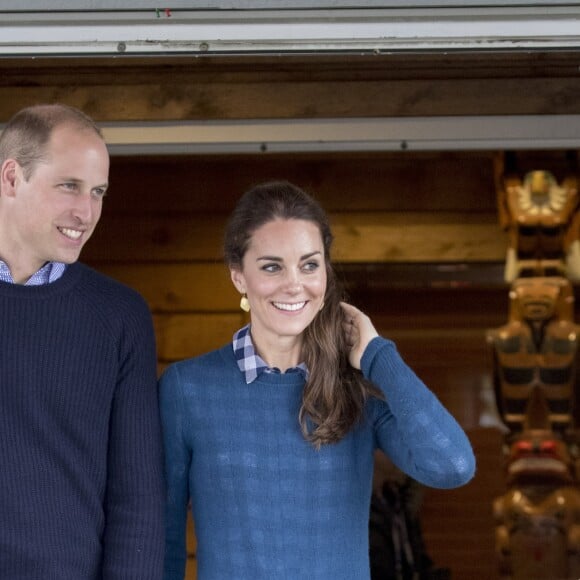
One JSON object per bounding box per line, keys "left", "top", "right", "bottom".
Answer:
{"left": 92, "top": 188, "right": 107, "bottom": 199}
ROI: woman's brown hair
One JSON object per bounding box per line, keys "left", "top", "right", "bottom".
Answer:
{"left": 224, "top": 181, "right": 382, "bottom": 447}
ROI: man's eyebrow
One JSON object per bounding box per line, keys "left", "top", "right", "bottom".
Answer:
{"left": 57, "top": 177, "right": 109, "bottom": 189}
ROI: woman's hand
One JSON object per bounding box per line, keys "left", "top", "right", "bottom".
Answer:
{"left": 340, "top": 302, "right": 379, "bottom": 369}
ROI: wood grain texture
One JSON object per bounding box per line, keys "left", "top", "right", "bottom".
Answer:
{"left": 2, "top": 77, "right": 580, "bottom": 120}
{"left": 99, "top": 263, "right": 237, "bottom": 312}
{"left": 104, "top": 152, "right": 498, "bottom": 213}
{"left": 154, "top": 312, "right": 247, "bottom": 361}
{"left": 85, "top": 211, "right": 506, "bottom": 263}
{"left": 2, "top": 51, "right": 580, "bottom": 121}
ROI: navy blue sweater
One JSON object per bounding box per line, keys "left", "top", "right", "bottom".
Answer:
{"left": 0, "top": 262, "right": 165, "bottom": 579}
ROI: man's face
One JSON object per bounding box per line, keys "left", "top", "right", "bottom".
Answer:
{"left": 2, "top": 124, "right": 109, "bottom": 281}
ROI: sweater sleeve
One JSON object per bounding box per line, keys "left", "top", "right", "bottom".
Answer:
{"left": 101, "top": 298, "right": 166, "bottom": 579}
{"left": 159, "top": 364, "right": 192, "bottom": 580}
{"left": 362, "top": 337, "right": 476, "bottom": 489}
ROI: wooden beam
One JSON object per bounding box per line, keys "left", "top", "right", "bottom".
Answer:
{"left": 1, "top": 52, "right": 580, "bottom": 122}
{"left": 2, "top": 76, "right": 580, "bottom": 121}
{"left": 332, "top": 213, "right": 507, "bottom": 262}
{"left": 84, "top": 211, "right": 507, "bottom": 263}
{"left": 2, "top": 52, "right": 580, "bottom": 84}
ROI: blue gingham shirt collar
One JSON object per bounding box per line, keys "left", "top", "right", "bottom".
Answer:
{"left": 233, "top": 324, "right": 309, "bottom": 384}
{"left": 0, "top": 260, "right": 66, "bottom": 286}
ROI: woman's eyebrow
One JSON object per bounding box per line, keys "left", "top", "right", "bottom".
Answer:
{"left": 256, "top": 251, "right": 321, "bottom": 262}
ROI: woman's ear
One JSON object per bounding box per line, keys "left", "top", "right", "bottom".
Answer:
{"left": 230, "top": 267, "right": 246, "bottom": 294}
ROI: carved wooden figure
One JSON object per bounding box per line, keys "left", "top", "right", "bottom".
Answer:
{"left": 493, "top": 154, "right": 580, "bottom": 578}
{"left": 494, "top": 388, "right": 580, "bottom": 579}
{"left": 487, "top": 276, "right": 580, "bottom": 433}
{"left": 496, "top": 166, "right": 579, "bottom": 281}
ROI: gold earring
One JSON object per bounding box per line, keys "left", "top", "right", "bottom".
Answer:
{"left": 240, "top": 293, "right": 250, "bottom": 312}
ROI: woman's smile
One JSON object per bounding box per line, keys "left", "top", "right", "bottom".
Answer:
{"left": 272, "top": 300, "right": 307, "bottom": 312}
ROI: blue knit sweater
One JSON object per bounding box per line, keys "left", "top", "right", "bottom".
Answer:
{"left": 160, "top": 336, "right": 475, "bottom": 580}
{"left": 0, "top": 262, "right": 165, "bottom": 579}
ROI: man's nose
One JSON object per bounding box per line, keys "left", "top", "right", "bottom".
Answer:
{"left": 72, "top": 192, "right": 94, "bottom": 222}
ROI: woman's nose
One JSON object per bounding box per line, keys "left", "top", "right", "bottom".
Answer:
{"left": 284, "top": 271, "right": 302, "bottom": 293}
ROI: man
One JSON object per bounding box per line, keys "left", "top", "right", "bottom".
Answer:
{"left": 0, "top": 104, "right": 165, "bottom": 579}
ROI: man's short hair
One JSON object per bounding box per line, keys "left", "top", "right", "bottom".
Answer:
{"left": 0, "top": 104, "right": 104, "bottom": 180}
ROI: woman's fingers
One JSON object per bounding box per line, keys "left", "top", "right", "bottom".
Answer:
{"left": 340, "top": 302, "right": 379, "bottom": 369}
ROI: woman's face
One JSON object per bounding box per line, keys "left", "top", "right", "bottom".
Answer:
{"left": 231, "top": 218, "right": 327, "bottom": 344}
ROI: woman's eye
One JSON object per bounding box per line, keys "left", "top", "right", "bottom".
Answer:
{"left": 262, "top": 263, "right": 281, "bottom": 273}
{"left": 303, "top": 261, "right": 319, "bottom": 272}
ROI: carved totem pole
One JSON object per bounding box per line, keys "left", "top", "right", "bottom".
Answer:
{"left": 489, "top": 153, "right": 580, "bottom": 579}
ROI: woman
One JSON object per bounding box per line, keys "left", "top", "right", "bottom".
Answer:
{"left": 160, "top": 181, "right": 475, "bottom": 580}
